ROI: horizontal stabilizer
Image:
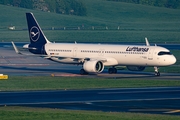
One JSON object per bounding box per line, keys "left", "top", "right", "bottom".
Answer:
{"left": 12, "top": 41, "right": 46, "bottom": 57}
{"left": 23, "top": 44, "right": 37, "bottom": 50}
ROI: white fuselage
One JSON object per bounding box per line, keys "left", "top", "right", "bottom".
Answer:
{"left": 45, "top": 43, "right": 176, "bottom": 67}
{"left": 12, "top": 13, "right": 176, "bottom": 75}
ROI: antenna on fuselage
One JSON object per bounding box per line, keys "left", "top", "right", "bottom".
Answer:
{"left": 145, "top": 37, "right": 150, "bottom": 46}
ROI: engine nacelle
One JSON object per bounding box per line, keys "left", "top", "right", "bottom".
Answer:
{"left": 83, "top": 60, "right": 104, "bottom": 73}
{"left": 127, "top": 66, "right": 146, "bottom": 71}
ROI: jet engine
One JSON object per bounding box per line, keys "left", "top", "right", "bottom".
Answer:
{"left": 126, "top": 66, "right": 146, "bottom": 71}
{"left": 83, "top": 60, "right": 104, "bottom": 73}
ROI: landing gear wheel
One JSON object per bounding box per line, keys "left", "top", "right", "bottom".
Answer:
{"left": 108, "top": 68, "right": 113, "bottom": 74}
{"left": 108, "top": 68, "right": 117, "bottom": 74}
{"left": 113, "top": 68, "right": 117, "bottom": 74}
{"left": 80, "top": 69, "right": 88, "bottom": 75}
{"left": 155, "top": 72, "right": 160, "bottom": 76}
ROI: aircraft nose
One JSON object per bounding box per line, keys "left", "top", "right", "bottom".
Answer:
{"left": 170, "top": 55, "right": 176, "bottom": 65}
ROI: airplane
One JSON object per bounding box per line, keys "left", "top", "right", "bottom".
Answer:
{"left": 12, "top": 12, "right": 176, "bottom": 76}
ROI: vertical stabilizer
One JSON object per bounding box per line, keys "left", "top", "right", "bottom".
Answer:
{"left": 26, "top": 12, "right": 50, "bottom": 54}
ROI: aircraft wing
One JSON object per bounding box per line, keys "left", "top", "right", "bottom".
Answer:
{"left": 12, "top": 42, "right": 119, "bottom": 66}
{"left": 84, "top": 57, "right": 107, "bottom": 62}
{"left": 12, "top": 42, "right": 107, "bottom": 62}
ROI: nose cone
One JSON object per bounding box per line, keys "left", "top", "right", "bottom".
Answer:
{"left": 170, "top": 55, "right": 177, "bottom": 65}
{"left": 166, "top": 55, "right": 177, "bottom": 66}
{"left": 159, "top": 55, "right": 177, "bottom": 66}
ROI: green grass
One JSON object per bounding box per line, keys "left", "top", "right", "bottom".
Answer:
{"left": 0, "top": 76, "right": 180, "bottom": 91}
{"left": 0, "top": 106, "right": 180, "bottom": 120}
{"left": 2, "top": 30, "right": 180, "bottom": 43}
{"left": 0, "top": 3, "right": 180, "bottom": 118}
{"left": 0, "top": 0, "right": 180, "bottom": 43}
{"left": 1, "top": 29, "right": 180, "bottom": 43}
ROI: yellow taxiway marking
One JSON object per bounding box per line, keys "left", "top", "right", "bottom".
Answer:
{"left": 130, "top": 109, "right": 180, "bottom": 114}
{"left": 165, "top": 110, "right": 180, "bottom": 114}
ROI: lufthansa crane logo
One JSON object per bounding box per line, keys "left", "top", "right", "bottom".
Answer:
{"left": 30, "top": 26, "right": 40, "bottom": 42}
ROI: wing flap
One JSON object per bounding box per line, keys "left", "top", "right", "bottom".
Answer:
{"left": 12, "top": 41, "right": 109, "bottom": 64}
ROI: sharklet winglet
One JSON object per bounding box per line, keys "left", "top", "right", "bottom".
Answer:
{"left": 11, "top": 41, "right": 22, "bottom": 54}
{"left": 145, "top": 37, "right": 150, "bottom": 46}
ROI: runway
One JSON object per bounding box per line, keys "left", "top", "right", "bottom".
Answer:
{"left": 0, "top": 45, "right": 180, "bottom": 115}
{"left": 0, "top": 87, "right": 180, "bottom": 115}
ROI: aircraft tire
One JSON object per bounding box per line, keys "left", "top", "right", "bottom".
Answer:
{"left": 108, "top": 68, "right": 113, "bottom": 74}
{"left": 80, "top": 69, "right": 88, "bottom": 75}
{"left": 113, "top": 68, "right": 117, "bottom": 74}
{"left": 155, "top": 72, "right": 160, "bottom": 76}
{"left": 108, "top": 68, "right": 117, "bottom": 74}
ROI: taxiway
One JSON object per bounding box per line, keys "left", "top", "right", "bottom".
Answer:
{"left": 0, "top": 48, "right": 180, "bottom": 80}
{"left": 0, "top": 46, "right": 180, "bottom": 115}
{"left": 0, "top": 87, "right": 180, "bottom": 115}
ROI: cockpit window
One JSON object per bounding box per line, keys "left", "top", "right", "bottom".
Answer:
{"left": 158, "top": 51, "right": 172, "bottom": 56}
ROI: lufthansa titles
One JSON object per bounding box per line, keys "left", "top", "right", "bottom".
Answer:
{"left": 126, "top": 46, "right": 149, "bottom": 52}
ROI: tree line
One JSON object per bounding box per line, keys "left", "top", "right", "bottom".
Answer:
{"left": 0, "top": 0, "right": 87, "bottom": 16}
{"left": 107, "top": 0, "right": 180, "bottom": 9}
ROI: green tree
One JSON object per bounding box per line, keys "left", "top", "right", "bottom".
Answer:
{"left": 0, "top": 0, "right": 13, "bottom": 5}
{"left": 12, "top": 0, "right": 21, "bottom": 7}
{"left": 165, "top": 0, "right": 179, "bottom": 8}
{"left": 44, "top": 0, "right": 56, "bottom": 12}
{"left": 153, "top": 0, "right": 166, "bottom": 7}
{"left": 20, "top": 0, "right": 33, "bottom": 9}
{"left": 55, "top": 0, "right": 86, "bottom": 16}
{"left": 107, "top": 0, "right": 180, "bottom": 9}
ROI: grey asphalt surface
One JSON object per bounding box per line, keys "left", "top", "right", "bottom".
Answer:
{"left": 0, "top": 47, "right": 180, "bottom": 115}
{"left": 0, "top": 48, "right": 180, "bottom": 79}
{"left": 0, "top": 87, "right": 180, "bottom": 115}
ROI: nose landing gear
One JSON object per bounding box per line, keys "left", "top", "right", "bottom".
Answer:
{"left": 154, "top": 67, "right": 160, "bottom": 76}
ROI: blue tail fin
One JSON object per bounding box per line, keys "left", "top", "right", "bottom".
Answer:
{"left": 26, "top": 12, "right": 50, "bottom": 54}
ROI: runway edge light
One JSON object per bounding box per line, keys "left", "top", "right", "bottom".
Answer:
{"left": 0, "top": 74, "right": 8, "bottom": 80}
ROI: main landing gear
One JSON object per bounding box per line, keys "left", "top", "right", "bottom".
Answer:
{"left": 80, "top": 69, "right": 88, "bottom": 75}
{"left": 108, "top": 67, "right": 117, "bottom": 74}
{"left": 154, "top": 66, "right": 160, "bottom": 76}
